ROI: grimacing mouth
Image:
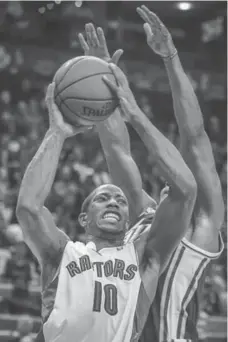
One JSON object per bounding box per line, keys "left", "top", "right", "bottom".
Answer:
{"left": 101, "top": 210, "right": 121, "bottom": 222}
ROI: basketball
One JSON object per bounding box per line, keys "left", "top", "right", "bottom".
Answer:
{"left": 53, "top": 56, "right": 119, "bottom": 126}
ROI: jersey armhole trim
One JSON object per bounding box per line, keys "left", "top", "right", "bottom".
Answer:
{"left": 132, "top": 241, "right": 140, "bottom": 267}
{"left": 41, "top": 240, "right": 70, "bottom": 294}
{"left": 182, "top": 232, "right": 224, "bottom": 259}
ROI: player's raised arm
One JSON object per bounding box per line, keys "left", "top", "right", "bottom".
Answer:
{"left": 78, "top": 24, "right": 155, "bottom": 223}
{"left": 103, "top": 64, "right": 197, "bottom": 276}
{"left": 137, "top": 5, "right": 224, "bottom": 252}
{"left": 16, "top": 83, "right": 90, "bottom": 264}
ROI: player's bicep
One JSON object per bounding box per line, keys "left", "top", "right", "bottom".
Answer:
{"left": 143, "top": 193, "right": 195, "bottom": 273}
{"left": 16, "top": 206, "right": 69, "bottom": 264}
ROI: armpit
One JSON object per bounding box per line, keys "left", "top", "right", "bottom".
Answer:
{"left": 140, "top": 252, "right": 160, "bottom": 303}
{"left": 41, "top": 239, "right": 67, "bottom": 292}
{"left": 40, "top": 242, "right": 67, "bottom": 323}
{"left": 41, "top": 263, "right": 60, "bottom": 324}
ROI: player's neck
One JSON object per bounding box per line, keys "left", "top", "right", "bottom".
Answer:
{"left": 87, "top": 235, "right": 124, "bottom": 251}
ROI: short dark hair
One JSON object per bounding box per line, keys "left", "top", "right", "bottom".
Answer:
{"left": 81, "top": 188, "right": 97, "bottom": 213}
{"left": 81, "top": 184, "right": 125, "bottom": 213}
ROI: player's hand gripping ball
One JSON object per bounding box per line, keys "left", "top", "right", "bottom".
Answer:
{"left": 53, "top": 56, "right": 119, "bottom": 127}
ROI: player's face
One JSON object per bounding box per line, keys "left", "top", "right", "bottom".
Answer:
{"left": 87, "top": 185, "right": 129, "bottom": 235}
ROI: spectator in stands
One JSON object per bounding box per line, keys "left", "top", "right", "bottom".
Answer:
{"left": 210, "top": 263, "right": 227, "bottom": 316}
{"left": 0, "top": 241, "right": 32, "bottom": 315}
{"left": 9, "top": 314, "right": 34, "bottom": 342}
{"left": 201, "top": 261, "right": 227, "bottom": 317}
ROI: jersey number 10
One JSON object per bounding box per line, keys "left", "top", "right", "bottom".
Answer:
{"left": 93, "top": 281, "right": 118, "bottom": 316}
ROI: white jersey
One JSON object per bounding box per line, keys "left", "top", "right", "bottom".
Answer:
{"left": 43, "top": 241, "right": 142, "bottom": 342}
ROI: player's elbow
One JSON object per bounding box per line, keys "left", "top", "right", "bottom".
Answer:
{"left": 16, "top": 201, "right": 40, "bottom": 223}
{"left": 216, "top": 191, "right": 225, "bottom": 230}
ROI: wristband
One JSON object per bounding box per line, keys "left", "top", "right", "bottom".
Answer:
{"left": 162, "top": 49, "right": 178, "bottom": 61}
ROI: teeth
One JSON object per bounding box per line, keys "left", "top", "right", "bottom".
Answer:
{"left": 103, "top": 213, "right": 120, "bottom": 221}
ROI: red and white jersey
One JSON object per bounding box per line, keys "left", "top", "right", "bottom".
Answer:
{"left": 43, "top": 240, "right": 141, "bottom": 342}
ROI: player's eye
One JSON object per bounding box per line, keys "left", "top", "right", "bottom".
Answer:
{"left": 97, "top": 195, "right": 107, "bottom": 201}
{"left": 118, "top": 198, "right": 127, "bottom": 205}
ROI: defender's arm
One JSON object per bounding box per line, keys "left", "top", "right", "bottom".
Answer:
{"left": 79, "top": 23, "right": 155, "bottom": 224}
{"left": 137, "top": 5, "right": 224, "bottom": 252}
{"left": 164, "top": 55, "right": 224, "bottom": 252}
{"left": 97, "top": 110, "right": 156, "bottom": 224}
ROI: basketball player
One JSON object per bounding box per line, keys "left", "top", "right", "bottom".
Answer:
{"left": 16, "top": 68, "right": 196, "bottom": 341}
{"left": 79, "top": 8, "right": 225, "bottom": 341}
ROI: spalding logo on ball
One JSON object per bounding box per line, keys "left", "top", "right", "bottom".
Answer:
{"left": 53, "top": 56, "right": 119, "bottom": 126}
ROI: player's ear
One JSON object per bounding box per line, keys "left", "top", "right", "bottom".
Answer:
{"left": 125, "top": 220, "right": 130, "bottom": 231}
{"left": 78, "top": 212, "right": 88, "bottom": 228}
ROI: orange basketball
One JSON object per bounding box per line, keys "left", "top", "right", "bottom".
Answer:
{"left": 53, "top": 56, "right": 119, "bottom": 126}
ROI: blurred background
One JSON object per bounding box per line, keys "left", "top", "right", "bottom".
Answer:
{"left": 0, "top": 1, "right": 226, "bottom": 341}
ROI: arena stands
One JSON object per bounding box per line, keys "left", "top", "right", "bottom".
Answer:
{"left": 0, "top": 1, "right": 226, "bottom": 341}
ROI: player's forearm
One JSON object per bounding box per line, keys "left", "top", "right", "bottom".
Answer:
{"left": 99, "top": 133, "right": 142, "bottom": 195}
{"left": 130, "top": 109, "right": 196, "bottom": 196}
{"left": 164, "top": 54, "right": 204, "bottom": 139}
{"left": 97, "top": 110, "right": 131, "bottom": 155}
{"left": 17, "top": 127, "right": 65, "bottom": 211}
{"left": 97, "top": 111, "right": 144, "bottom": 218}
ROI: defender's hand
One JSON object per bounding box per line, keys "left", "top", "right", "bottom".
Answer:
{"left": 137, "top": 5, "right": 177, "bottom": 59}
{"left": 103, "top": 64, "right": 140, "bottom": 122}
{"left": 46, "top": 83, "right": 92, "bottom": 137}
{"left": 78, "top": 23, "right": 123, "bottom": 64}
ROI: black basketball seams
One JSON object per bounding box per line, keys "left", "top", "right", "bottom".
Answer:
{"left": 54, "top": 56, "right": 86, "bottom": 90}
{"left": 55, "top": 94, "right": 63, "bottom": 108}
{"left": 55, "top": 71, "right": 115, "bottom": 98}
{"left": 63, "top": 97, "right": 117, "bottom": 102}
{"left": 60, "top": 101, "right": 83, "bottom": 126}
